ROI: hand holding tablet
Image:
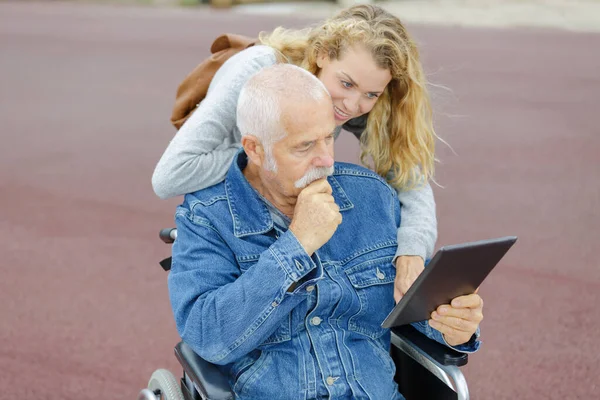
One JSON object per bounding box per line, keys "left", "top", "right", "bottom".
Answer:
{"left": 382, "top": 236, "right": 517, "bottom": 329}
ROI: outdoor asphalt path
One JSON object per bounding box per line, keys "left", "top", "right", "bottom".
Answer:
{"left": 0, "top": 2, "right": 598, "bottom": 399}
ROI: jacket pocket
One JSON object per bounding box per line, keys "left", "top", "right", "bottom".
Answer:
{"left": 344, "top": 255, "right": 396, "bottom": 339}
{"left": 261, "top": 314, "right": 292, "bottom": 345}
{"left": 233, "top": 350, "right": 272, "bottom": 395}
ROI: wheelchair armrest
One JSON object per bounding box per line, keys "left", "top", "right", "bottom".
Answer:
{"left": 391, "top": 325, "right": 468, "bottom": 367}
{"left": 174, "top": 342, "right": 234, "bottom": 400}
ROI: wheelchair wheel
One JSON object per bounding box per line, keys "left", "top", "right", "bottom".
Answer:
{"left": 146, "top": 369, "right": 184, "bottom": 400}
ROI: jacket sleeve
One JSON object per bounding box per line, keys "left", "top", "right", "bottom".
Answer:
{"left": 411, "top": 321, "right": 481, "bottom": 353}
{"left": 168, "top": 207, "right": 322, "bottom": 365}
{"left": 152, "top": 47, "right": 276, "bottom": 199}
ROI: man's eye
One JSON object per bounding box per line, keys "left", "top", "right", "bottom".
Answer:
{"left": 342, "top": 81, "right": 352, "bottom": 88}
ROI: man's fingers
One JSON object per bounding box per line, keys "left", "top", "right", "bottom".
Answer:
{"left": 428, "top": 319, "right": 472, "bottom": 346}
{"left": 436, "top": 305, "right": 470, "bottom": 319}
{"left": 431, "top": 313, "right": 480, "bottom": 333}
{"left": 451, "top": 293, "right": 483, "bottom": 309}
{"left": 437, "top": 304, "right": 483, "bottom": 321}
{"left": 335, "top": 212, "right": 343, "bottom": 226}
{"left": 428, "top": 319, "right": 460, "bottom": 337}
{"left": 302, "top": 178, "right": 332, "bottom": 195}
{"left": 310, "top": 193, "right": 336, "bottom": 205}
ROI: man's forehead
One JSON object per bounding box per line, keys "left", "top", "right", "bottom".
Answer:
{"left": 280, "top": 99, "right": 334, "bottom": 142}
{"left": 286, "top": 126, "right": 335, "bottom": 144}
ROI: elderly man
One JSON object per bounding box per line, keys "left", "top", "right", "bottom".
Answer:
{"left": 168, "top": 64, "right": 482, "bottom": 400}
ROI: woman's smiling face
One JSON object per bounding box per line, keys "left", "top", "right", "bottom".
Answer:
{"left": 316, "top": 45, "right": 392, "bottom": 125}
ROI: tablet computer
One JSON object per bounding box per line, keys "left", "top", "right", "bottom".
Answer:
{"left": 381, "top": 236, "right": 517, "bottom": 328}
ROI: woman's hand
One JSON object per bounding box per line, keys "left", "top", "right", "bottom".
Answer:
{"left": 428, "top": 293, "right": 484, "bottom": 346}
{"left": 394, "top": 255, "right": 425, "bottom": 303}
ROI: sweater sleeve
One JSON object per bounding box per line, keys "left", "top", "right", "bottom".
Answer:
{"left": 152, "top": 46, "right": 277, "bottom": 199}
{"left": 394, "top": 177, "right": 438, "bottom": 261}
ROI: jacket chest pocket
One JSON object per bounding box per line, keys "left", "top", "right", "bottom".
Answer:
{"left": 344, "top": 255, "right": 396, "bottom": 339}
{"left": 238, "top": 256, "right": 292, "bottom": 346}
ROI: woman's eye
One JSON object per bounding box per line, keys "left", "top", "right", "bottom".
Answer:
{"left": 367, "top": 93, "right": 379, "bottom": 99}
{"left": 341, "top": 81, "right": 352, "bottom": 88}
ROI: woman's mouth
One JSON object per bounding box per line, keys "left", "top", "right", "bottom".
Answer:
{"left": 334, "top": 105, "right": 350, "bottom": 121}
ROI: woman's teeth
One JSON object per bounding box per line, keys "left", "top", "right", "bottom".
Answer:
{"left": 334, "top": 106, "right": 349, "bottom": 118}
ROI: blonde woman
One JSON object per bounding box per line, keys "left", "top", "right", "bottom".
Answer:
{"left": 153, "top": 4, "right": 438, "bottom": 299}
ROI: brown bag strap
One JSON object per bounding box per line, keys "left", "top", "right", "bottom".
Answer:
{"left": 170, "top": 34, "right": 257, "bottom": 130}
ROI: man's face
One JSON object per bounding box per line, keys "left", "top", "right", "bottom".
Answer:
{"left": 264, "top": 95, "right": 336, "bottom": 197}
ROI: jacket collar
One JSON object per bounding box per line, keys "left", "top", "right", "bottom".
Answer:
{"left": 224, "top": 150, "right": 353, "bottom": 238}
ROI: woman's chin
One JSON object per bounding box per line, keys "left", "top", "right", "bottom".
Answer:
{"left": 334, "top": 115, "right": 350, "bottom": 125}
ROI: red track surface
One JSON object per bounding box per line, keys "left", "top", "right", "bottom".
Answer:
{"left": 1, "top": 2, "right": 598, "bottom": 399}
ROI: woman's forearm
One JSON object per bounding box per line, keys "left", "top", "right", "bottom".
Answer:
{"left": 151, "top": 46, "right": 277, "bottom": 199}
{"left": 395, "top": 181, "right": 437, "bottom": 261}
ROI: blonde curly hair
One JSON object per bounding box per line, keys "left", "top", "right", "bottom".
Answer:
{"left": 259, "top": 4, "right": 437, "bottom": 190}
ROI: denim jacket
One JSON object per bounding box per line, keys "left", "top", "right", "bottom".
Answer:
{"left": 168, "top": 151, "right": 479, "bottom": 400}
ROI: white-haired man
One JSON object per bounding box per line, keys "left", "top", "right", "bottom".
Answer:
{"left": 168, "top": 64, "right": 483, "bottom": 400}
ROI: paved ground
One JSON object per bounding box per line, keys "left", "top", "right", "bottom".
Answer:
{"left": 0, "top": 1, "right": 598, "bottom": 399}
{"left": 235, "top": 0, "right": 600, "bottom": 32}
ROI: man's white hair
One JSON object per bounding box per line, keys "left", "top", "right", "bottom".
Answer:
{"left": 237, "top": 64, "right": 330, "bottom": 171}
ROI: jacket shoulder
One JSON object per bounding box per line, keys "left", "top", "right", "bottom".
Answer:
{"left": 332, "top": 162, "right": 397, "bottom": 198}
{"left": 181, "top": 182, "right": 228, "bottom": 214}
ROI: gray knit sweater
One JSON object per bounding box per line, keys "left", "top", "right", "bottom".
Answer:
{"left": 152, "top": 46, "right": 437, "bottom": 260}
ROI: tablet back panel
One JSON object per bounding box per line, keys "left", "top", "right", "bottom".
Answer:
{"left": 382, "top": 236, "right": 517, "bottom": 328}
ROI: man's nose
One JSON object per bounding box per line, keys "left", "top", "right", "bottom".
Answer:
{"left": 313, "top": 142, "right": 334, "bottom": 168}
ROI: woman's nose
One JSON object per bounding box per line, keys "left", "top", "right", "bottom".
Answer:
{"left": 342, "top": 93, "right": 361, "bottom": 115}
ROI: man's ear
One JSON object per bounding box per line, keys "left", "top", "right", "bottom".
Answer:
{"left": 241, "top": 135, "right": 264, "bottom": 167}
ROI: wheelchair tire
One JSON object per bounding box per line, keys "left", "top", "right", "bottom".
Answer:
{"left": 147, "top": 369, "right": 184, "bottom": 400}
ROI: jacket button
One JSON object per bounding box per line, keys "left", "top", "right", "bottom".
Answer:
{"left": 306, "top": 285, "right": 315, "bottom": 292}
{"left": 310, "top": 316, "right": 322, "bottom": 326}
{"left": 326, "top": 376, "right": 337, "bottom": 386}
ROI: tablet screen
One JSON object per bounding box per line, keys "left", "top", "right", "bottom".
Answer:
{"left": 381, "top": 236, "right": 517, "bottom": 328}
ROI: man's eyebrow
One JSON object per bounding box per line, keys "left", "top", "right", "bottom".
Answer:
{"left": 340, "top": 71, "right": 383, "bottom": 95}
{"left": 295, "top": 140, "right": 315, "bottom": 148}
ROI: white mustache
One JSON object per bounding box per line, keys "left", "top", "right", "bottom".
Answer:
{"left": 294, "top": 166, "right": 334, "bottom": 188}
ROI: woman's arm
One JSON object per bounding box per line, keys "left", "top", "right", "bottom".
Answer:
{"left": 341, "top": 118, "right": 438, "bottom": 260}
{"left": 395, "top": 180, "right": 437, "bottom": 261}
{"left": 152, "top": 46, "right": 277, "bottom": 199}
{"left": 392, "top": 177, "right": 437, "bottom": 302}
{"left": 340, "top": 119, "right": 438, "bottom": 300}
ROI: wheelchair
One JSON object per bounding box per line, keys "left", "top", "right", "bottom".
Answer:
{"left": 139, "top": 228, "right": 471, "bottom": 400}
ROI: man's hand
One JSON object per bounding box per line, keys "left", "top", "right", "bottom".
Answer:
{"left": 428, "top": 293, "right": 484, "bottom": 346}
{"left": 394, "top": 256, "right": 425, "bottom": 303}
{"left": 289, "top": 179, "right": 342, "bottom": 256}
